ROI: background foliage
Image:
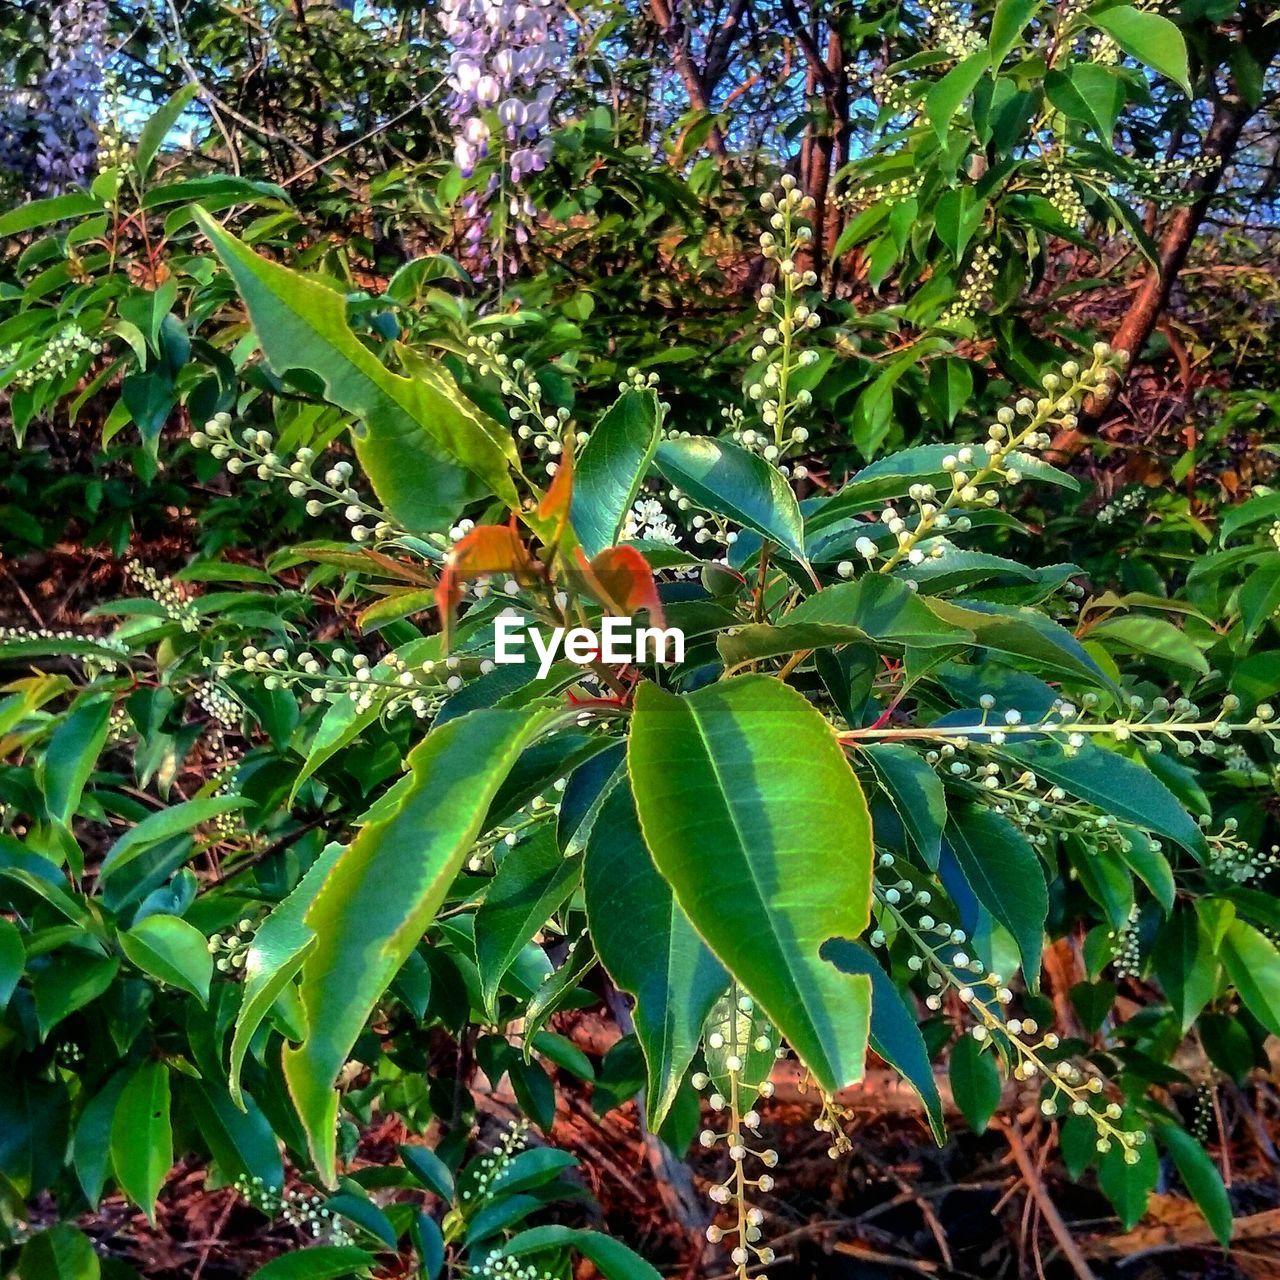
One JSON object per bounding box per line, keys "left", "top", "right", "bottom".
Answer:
{"left": 1, "top": 2, "right": 1279, "bottom": 1278}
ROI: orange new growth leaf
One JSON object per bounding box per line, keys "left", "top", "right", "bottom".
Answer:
{"left": 436, "top": 522, "right": 537, "bottom": 647}
{"left": 536, "top": 437, "right": 574, "bottom": 545}
{"left": 575, "top": 544, "right": 666, "bottom": 627}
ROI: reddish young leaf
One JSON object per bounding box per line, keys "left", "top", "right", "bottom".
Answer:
{"left": 437, "top": 523, "right": 537, "bottom": 646}
{"left": 574, "top": 545, "right": 665, "bottom": 626}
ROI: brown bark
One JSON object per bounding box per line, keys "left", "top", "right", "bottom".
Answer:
{"left": 647, "top": 0, "right": 730, "bottom": 161}
{"left": 1050, "top": 19, "right": 1280, "bottom": 461}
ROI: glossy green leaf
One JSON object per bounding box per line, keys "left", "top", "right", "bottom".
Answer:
{"left": 73, "top": 1071, "right": 130, "bottom": 1208}
{"left": 134, "top": 84, "right": 199, "bottom": 180}
{"left": 187, "top": 1080, "right": 284, "bottom": 1191}
{"left": 863, "top": 744, "right": 947, "bottom": 868}
{"left": 33, "top": 952, "right": 119, "bottom": 1038}
{"left": 119, "top": 913, "right": 212, "bottom": 1003}
{"left": 927, "top": 51, "right": 989, "bottom": 141}
{"left": 718, "top": 574, "right": 971, "bottom": 666}
{"left": 0, "top": 194, "right": 102, "bottom": 236}
{"left": 1093, "top": 5, "right": 1192, "bottom": 95}
{"left": 498, "top": 1226, "right": 661, "bottom": 1280}
{"left": 990, "top": 0, "right": 1041, "bottom": 63}
{"left": 1153, "top": 909, "right": 1218, "bottom": 1034}
{"left": 1045, "top": 64, "right": 1124, "bottom": 141}
{"left": 251, "top": 1247, "right": 374, "bottom": 1280}
{"left": 571, "top": 388, "right": 662, "bottom": 557}
{"left": 628, "top": 676, "right": 873, "bottom": 1092}
{"left": 475, "top": 826, "right": 580, "bottom": 1018}
{"left": 193, "top": 209, "right": 518, "bottom": 532}
{"left": 810, "top": 443, "right": 1077, "bottom": 531}
{"left": 399, "top": 1144, "right": 455, "bottom": 1201}
{"left": 229, "top": 842, "right": 344, "bottom": 1107}
{"left": 925, "top": 599, "right": 1115, "bottom": 690}
{"left": 284, "top": 707, "right": 556, "bottom": 1183}
{"left": 1219, "top": 919, "right": 1280, "bottom": 1037}
{"left": 100, "top": 795, "right": 248, "bottom": 883}
{"left": 1238, "top": 561, "right": 1280, "bottom": 640}
{"left": 1098, "top": 1132, "right": 1158, "bottom": 1230}
{"left": 17, "top": 1225, "right": 100, "bottom": 1280}
{"left": 110, "top": 1062, "right": 172, "bottom": 1223}
{"left": 948, "top": 1033, "right": 1001, "bottom": 1133}
{"left": 39, "top": 696, "right": 112, "bottom": 826}
{"left": 584, "top": 781, "right": 727, "bottom": 1128}
{"left": 825, "top": 941, "right": 945, "bottom": 1142}
{"left": 1154, "top": 1119, "right": 1232, "bottom": 1246}
{"left": 1001, "top": 738, "right": 1208, "bottom": 858}
{"left": 946, "top": 806, "right": 1047, "bottom": 984}
{"left": 654, "top": 437, "right": 805, "bottom": 559}
{"left": 1090, "top": 615, "right": 1209, "bottom": 675}
{"left": 0, "top": 917, "right": 23, "bottom": 1012}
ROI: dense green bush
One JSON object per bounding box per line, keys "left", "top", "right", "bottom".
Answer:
{"left": 1, "top": 2, "right": 1278, "bottom": 1277}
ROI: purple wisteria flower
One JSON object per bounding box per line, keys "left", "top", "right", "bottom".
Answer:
{"left": 440, "top": 0, "right": 564, "bottom": 271}
{"left": 0, "top": 0, "right": 108, "bottom": 195}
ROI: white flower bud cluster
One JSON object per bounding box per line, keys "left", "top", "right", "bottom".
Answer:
{"left": 623, "top": 496, "right": 680, "bottom": 545}
{"left": 106, "top": 704, "right": 132, "bottom": 745}
{"left": 196, "top": 680, "right": 241, "bottom": 730}
{"left": 638, "top": 477, "right": 739, "bottom": 566}
{"left": 1043, "top": 159, "right": 1087, "bottom": 229}
{"left": 478, "top": 1255, "right": 559, "bottom": 1280}
{"left": 208, "top": 916, "right": 256, "bottom": 974}
{"left": 125, "top": 559, "right": 199, "bottom": 633}
{"left": 1191, "top": 1079, "right": 1216, "bottom": 1144}
{"left": 839, "top": 169, "right": 923, "bottom": 213}
{"left": 1204, "top": 817, "right": 1278, "bottom": 886}
{"left": 697, "top": 989, "right": 779, "bottom": 1279}
{"left": 1108, "top": 905, "right": 1142, "bottom": 979}
{"left": 0, "top": 624, "right": 128, "bottom": 673}
{"left": 873, "top": 348, "right": 1126, "bottom": 574}
{"left": 1097, "top": 488, "right": 1147, "bottom": 525}
{"left": 205, "top": 645, "right": 479, "bottom": 719}
{"left": 746, "top": 179, "right": 822, "bottom": 463}
{"left": 853, "top": 692, "right": 1278, "bottom": 770}
{"left": 465, "top": 332, "right": 589, "bottom": 479}
{"left": 0, "top": 324, "right": 101, "bottom": 392}
{"left": 191, "top": 413, "right": 398, "bottom": 546}
{"left": 870, "top": 853, "right": 1140, "bottom": 1155}
{"left": 466, "top": 778, "right": 564, "bottom": 873}
{"left": 920, "top": 0, "right": 983, "bottom": 59}
{"left": 939, "top": 243, "right": 999, "bottom": 327}
{"left": 233, "top": 1175, "right": 354, "bottom": 1245}
{"left": 461, "top": 1119, "right": 531, "bottom": 1204}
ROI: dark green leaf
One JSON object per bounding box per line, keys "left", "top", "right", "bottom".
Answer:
{"left": 946, "top": 806, "right": 1047, "bottom": 983}
{"left": 110, "top": 1063, "right": 172, "bottom": 1223}
{"left": 584, "top": 781, "right": 726, "bottom": 1128}
{"left": 949, "top": 1034, "right": 1001, "bottom": 1132}
{"left": 572, "top": 389, "right": 662, "bottom": 557}
{"left": 654, "top": 437, "right": 805, "bottom": 559}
